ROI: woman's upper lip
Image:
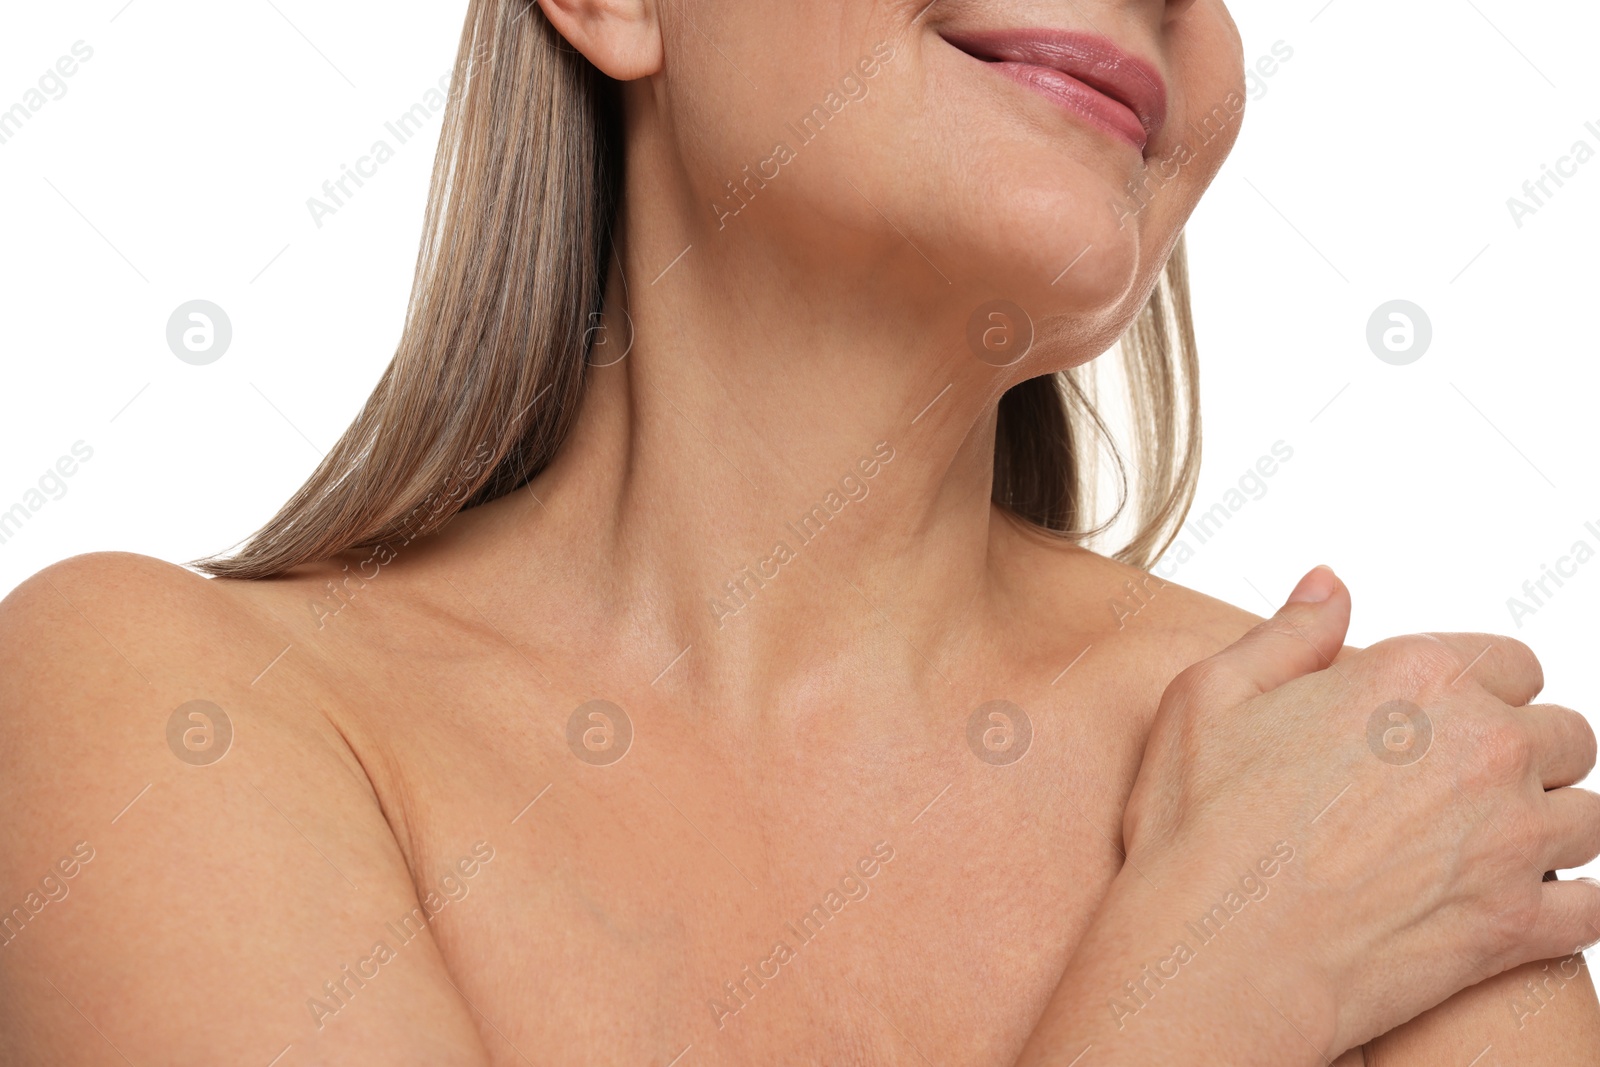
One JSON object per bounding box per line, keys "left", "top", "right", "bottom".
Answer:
{"left": 941, "top": 28, "right": 1169, "bottom": 142}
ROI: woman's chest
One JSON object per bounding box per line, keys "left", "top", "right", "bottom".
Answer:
{"left": 366, "top": 681, "right": 1154, "bottom": 1066}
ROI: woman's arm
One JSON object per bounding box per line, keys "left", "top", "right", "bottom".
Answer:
{"left": 1013, "top": 860, "right": 1345, "bottom": 1065}
{"left": 1367, "top": 952, "right": 1600, "bottom": 1065}
{"left": 0, "top": 554, "right": 493, "bottom": 1065}
{"left": 1016, "top": 567, "right": 1600, "bottom": 1065}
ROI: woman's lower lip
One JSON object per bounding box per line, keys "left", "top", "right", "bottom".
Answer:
{"left": 986, "top": 60, "right": 1148, "bottom": 151}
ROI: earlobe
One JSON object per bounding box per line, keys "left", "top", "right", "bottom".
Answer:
{"left": 536, "top": 0, "right": 662, "bottom": 80}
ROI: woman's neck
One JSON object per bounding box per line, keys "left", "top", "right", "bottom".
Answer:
{"left": 481, "top": 215, "right": 1033, "bottom": 706}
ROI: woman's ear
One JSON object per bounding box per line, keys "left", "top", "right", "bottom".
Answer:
{"left": 536, "top": 0, "right": 663, "bottom": 80}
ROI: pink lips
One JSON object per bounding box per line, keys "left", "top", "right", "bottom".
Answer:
{"left": 942, "top": 29, "right": 1169, "bottom": 152}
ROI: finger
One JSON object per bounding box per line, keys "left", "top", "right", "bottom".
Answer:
{"left": 1516, "top": 704, "right": 1598, "bottom": 789}
{"left": 1415, "top": 632, "right": 1544, "bottom": 707}
{"left": 1187, "top": 565, "right": 1351, "bottom": 703}
{"left": 1525, "top": 878, "right": 1600, "bottom": 963}
{"left": 1542, "top": 787, "right": 1600, "bottom": 873}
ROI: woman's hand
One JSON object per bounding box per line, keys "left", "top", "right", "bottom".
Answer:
{"left": 1126, "top": 564, "right": 1600, "bottom": 1051}
{"left": 1019, "top": 565, "right": 1600, "bottom": 1065}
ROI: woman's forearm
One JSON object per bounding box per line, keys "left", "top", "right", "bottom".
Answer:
{"left": 1015, "top": 865, "right": 1338, "bottom": 1067}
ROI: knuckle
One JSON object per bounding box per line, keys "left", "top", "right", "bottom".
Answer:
{"left": 1580, "top": 784, "right": 1600, "bottom": 830}
{"left": 1468, "top": 864, "right": 1545, "bottom": 965}
{"left": 1565, "top": 709, "right": 1598, "bottom": 775}
{"left": 1252, "top": 614, "right": 1307, "bottom": 644}
{"left": 1581, "top": 881, "right": 1600, "bottom": 941}
{"left": 1468, "top": 903, "right": 1526, "bottom": 975}
{"left": 1165, "top": 659, "right": 1233, "bottom": 707}
{"left": 1497, "top": 635, "right": 1545, "bottom": 698}
{"left": 1580, "top": 793, "right": 1600, "bottom": 862}
{"left": 1490, "top": 887, "right": 1543, "bottom": 955}
{"left": 1365, "top": 634, "right": 1463, "bottom": 694}
{"left": 1468, "top": 716, "right": 1533, "bottom": 783}
{"left": 1498, "top": 802, "right": 1544, "bottom": 859}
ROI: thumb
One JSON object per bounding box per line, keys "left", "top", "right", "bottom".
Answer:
{"left": 1205, "top": 566, "right": 1352, "bottom": 701}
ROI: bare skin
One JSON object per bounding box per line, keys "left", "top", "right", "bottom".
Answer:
{"left": 3, "top": 0, "right": 1598, "bottom": 1062}
{"left": 0, "top": 527, "right": 1594, "bottom": 1063}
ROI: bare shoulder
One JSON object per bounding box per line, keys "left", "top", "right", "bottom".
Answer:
{"left": 998, "top": 519, "right": 1377, "bottom": 680}
{"left": 0, "top": 550, "right": 352, "bottom": 769}
{"left": 1001, "top": 529, "right": 1266, "bottom": 670}
{"left": 1, "top": 549, "right": 298, "bottom": 686}
{"left": 0, "top": 552, "right": 490, "bottom": 1064}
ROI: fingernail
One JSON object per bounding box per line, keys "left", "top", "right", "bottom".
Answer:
{"left": 1287, "top": 565, "right": 1336, "bottom": 605}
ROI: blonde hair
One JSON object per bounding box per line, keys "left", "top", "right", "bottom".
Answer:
{"left": 194, "top": 0, "right": 1200, "bottom": 580}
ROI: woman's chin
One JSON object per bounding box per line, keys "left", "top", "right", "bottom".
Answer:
{"left": 948, "top": 225, "right": 1145, "bottom": 327}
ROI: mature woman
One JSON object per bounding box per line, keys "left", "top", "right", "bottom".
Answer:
{"left": 3, "top": 0, "right": 1598, "bottom": 1063}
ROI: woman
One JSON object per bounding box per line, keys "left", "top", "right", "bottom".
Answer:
{"left": 2, "top": 0, "right": 1597, "bottom": 1063}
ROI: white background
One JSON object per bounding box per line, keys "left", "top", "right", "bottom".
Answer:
{"left": 1, "top": 0, "right": 1596, "bottom": 887}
